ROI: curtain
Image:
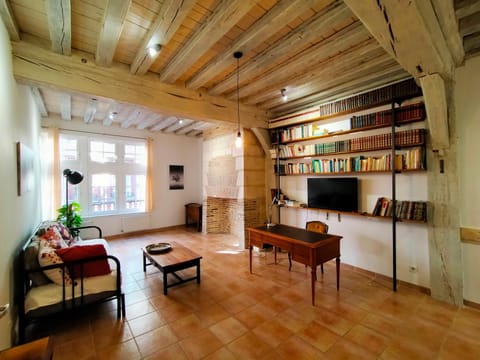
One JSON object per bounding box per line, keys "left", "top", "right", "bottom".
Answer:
{"left": 40, "top": 127, "right": 60, "bottom": 220}
{"left": 145, "top": 137, "right": 153, "bottom": 212}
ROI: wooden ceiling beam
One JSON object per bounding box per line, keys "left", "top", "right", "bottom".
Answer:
{"left": 130, "top": 0, "right": 195, "bottom": 75}
{"left": 234, "top": 22, "right": 369, "bottom": 101}
{"left": 243, "top": 40, "right": 386, "bottom": 106}
{"left": 11, "top": 40, "right": 268, "bottom": 128}
{"left": 455, "top": 0, "right": 480, "bottom": 18}
{"left": 96, "top": 0, "right": 131, "bottom": 67}
{"left": 459, "top": 10, "right": 480, "bottom": 37}
{"left": 0, "top": 0, "right": 20, "bottom": 41}
{"left": 344, "top": 0, "right": 456, "bottom": 80}
{"left": 60, "top": 93, "right": 71, "bottom": 120}
{"left": 209, "top": 1, "right": 352, "bottom": 96}
{"left": 45, "top": 0, "right": 71, "bottom": 55}
{"left": 464, "top": 32, "right": 480, "bottom": 57}
{"left": 158, "top": 0, "right": 256, "bottom": 83}
{"left": 186, "top": 0, "right": 324, "bottom": 89}
{"left": 30, "top": 87, "right": 48, "bottom": 117}
{"left": 84, "top": 98, "right": 98, "bottom": 124}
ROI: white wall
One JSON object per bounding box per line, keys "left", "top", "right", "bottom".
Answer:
{"left": 41, "top": 118, "right": 203, "bottom": 236}
{"left": 279, "top": 170, "right": 430, "bottom": 288}
{"left": 455, "top": 55, "right": 480, "bottom": 303}
{"left": 0, "top": 19, "right": 42, "bottom": 349}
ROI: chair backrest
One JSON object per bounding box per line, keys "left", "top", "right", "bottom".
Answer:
{"left": 306, "top": 220, "right": 329, "bottom": 234}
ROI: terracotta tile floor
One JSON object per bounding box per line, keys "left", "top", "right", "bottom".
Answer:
{"left": 25, "top": 228, "right": 480, "bottom": 359}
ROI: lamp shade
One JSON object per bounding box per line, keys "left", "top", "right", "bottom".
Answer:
{"left": 63, "top": 169, "right": 84, "bottom": 185}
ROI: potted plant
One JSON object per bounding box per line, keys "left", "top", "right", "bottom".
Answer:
{"left": 57, "top": 201, "right": 83, "bottom": 235}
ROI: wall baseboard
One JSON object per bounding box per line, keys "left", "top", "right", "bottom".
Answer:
{"left": 463, "top": 299, "right": 480, "bottom": 310}
{"left": 105, "top": 225, "right": 186, "bottom": 240}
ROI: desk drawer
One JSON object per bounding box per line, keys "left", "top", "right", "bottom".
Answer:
{"left": 248, "top": 232, "right": 292, "bottom": 252}
{"left": 291, "top": 244, "right": 310, "bottom": 265}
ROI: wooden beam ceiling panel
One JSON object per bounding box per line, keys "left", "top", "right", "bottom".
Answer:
{"left": 236, "top": 22, "right": 369, "bottom": 101}
{"left": 60, "top": 93, "right": 71, "bottom": 120}
{"left": 459, "top": 10, "right": 480, "bottom": 37}
{"left": 30, "top": 87, "right": 48, "bottom": 117}
{"left": 96, "top": 0, "right": 131, "bottom": 67}
{"left": 158, "top": 0, "right": 256, "bottom": 83}
{"left": 464, "top": 32, "right": 480, "bottom": 57}
{"left": 0, "top": 0, "right": 20, "bottom": 41}
{"left": 11, "top": 40, "right": 268, "bottom": 128}
{"left": 209, "top": 1, "right": 352, "bottom": 96}
{"left": 150, "top": 116, "right": 178, "bottom": 132}
{"left": 455, "top": 0, "right": 480, "bottom": 18}
{"left": 45, "top": 0, "right": 71, "bottom": 55}
{"left": 186, "top": 0, "right": 323, "bottom": 89}
{"left": 84, "top": 98, "right": 98, "bottom": 123}
{"left": 130, "top": 0, "right": 195, "bottom": 75}
{"left": 344, "top": 0, "right": 456, "bottom": 80}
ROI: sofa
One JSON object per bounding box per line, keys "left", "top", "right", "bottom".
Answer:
{"left": 17, "top": 221, "right": 125, "bottom": 343}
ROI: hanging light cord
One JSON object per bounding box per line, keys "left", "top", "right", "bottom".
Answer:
{"left": 236, "top": 56, "right": 240, "bottom": 134}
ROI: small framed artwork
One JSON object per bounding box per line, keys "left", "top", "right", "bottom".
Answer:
{"left": 169, "top": 165, "right": 184, "bottom": 190}
{"left": 17, "top": 142, "right": 34, "bottom": 196}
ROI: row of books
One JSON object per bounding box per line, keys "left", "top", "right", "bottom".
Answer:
{"left": 277, "top": 129, "right": 426, "bottom": 158}
{"left": 350, "top": 128, "right": 425, "bottom": 152}
{"left": 372, "top": 197, "right": 427, "bottom": 222}
{"left": 316, "top": 78, "right": 422, "bottom": 117}
{"left": 276, "top": 148, "right": 426, "bottom": 175}
{"left": 350, "top": 102, "right": 425, "bottom": 129}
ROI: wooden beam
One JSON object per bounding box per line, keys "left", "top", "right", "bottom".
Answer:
{"left": 121, "top": 109, "right": 141, "bottom": 128}
{"left": 237, "top": 22, "right": 369, "bottom": 101}
{"left": 460, "top": 227, "right": 480, "bottom": 244}
{"left": 459, "top": 11, "right": 480, "bottom": 37}
{"left": 431, "top": 0, "right": 464, "bottom": 66}
{"left": 209, "top": 1, "right": 352, "bottom": 96}
{"left": 158, "top": 0, "right": 256, "bottom": 83}
{"left": 136, "top": 113, "right": 162, "bottom": 130}
{"left": 420, "top": 73, "right": 449, "bottom": 151}
{"left": 0, "top": 0, "right": 20, "bottom": 41}
{"left": 60, "top": 93, "right": 71, "bottom": 120}
{"left": 30, "top": 87, "right": 48, "bottom": 117}
{"left": 45, "top": 0, "right": 71, "bottom": 55}
{"left": 130, "top": 0, "right": 195, "bottom": 75}
{"left": 150, "top": 116, "right": 178, "bottom": 132}
{"left": 11, "top": 40, "right": 268, "bottom": 128}
{"left": 344, "top": 0, "right": 455, "bottom": 80}
{"left": 186, "top": 0, "right": 324, "bottom": 89}
{"left": 96, "top": 0, "right": 131, "bottom": 67}
{"left": 455, "top": 0, "right": 480, "bottom": 19}
{"left": 464, "top": 32, "right": 480, "bottom": 57}
{"left": 84, "top": 98, "right": 98, "bottom": 123}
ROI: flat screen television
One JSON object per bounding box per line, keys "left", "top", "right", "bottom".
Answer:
{"left": 307, "top": 177, "right": 358, "bottom": 212}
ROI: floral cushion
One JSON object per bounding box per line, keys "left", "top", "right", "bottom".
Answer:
{"left": 38, "top": 240, "right": 74, "bottom": 286}
{"left": 38, "top": 227, "right": 68, "bottom": 249}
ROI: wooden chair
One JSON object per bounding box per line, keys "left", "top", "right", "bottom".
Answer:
{"left": 306, "top": 221, "right": 329, "bottom": 274}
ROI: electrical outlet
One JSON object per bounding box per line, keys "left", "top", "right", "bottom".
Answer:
{"left": 409, "top": 265, "right": 417, "bottom": 273}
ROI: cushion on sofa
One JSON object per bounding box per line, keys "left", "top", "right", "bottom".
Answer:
{"left": 38, "top": 240, "right": 74, "bottom": 286}
{"left": 56, "top": 244, "right": 111, "bottom": 278}
{"left": 24, "top": 241, "right": 52, "bottom": 286}
{"left": 38, "top": 226, "right": 68, "bottom": 249}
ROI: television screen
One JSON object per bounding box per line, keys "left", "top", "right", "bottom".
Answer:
{"left": 307, "top": 178, "right": 358, "bottom": 212}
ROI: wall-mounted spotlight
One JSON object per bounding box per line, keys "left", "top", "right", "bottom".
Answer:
{"left": 281, "top": 88, "right": 287, "bottom": 101}
{"left": 109, "top": 111, "right": 118, "bottom": 120}
{"left": 147, "top": 44, "right": 162, "bottom": 57}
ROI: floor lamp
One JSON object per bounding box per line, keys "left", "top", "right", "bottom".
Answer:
{"left": 63, "top": 169, "right": 83, "bottom": 227}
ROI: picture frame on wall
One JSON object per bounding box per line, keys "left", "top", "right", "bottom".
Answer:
{"left": 17, "top": 142, "right": 34, "bottom": 196}
{"left": 169, "top": 165, "right": 184, "bottom": 190}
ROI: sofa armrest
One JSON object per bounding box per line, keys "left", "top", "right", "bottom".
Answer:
{"left": 70, "top": 225, "right": 102, "bottom": 239}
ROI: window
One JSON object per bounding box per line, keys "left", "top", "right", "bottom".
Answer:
{"left": 59, "top": 133, "right": 147, "bottom": 216}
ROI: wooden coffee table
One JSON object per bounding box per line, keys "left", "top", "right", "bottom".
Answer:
{"left": 142, "top": 241, "right": 202, "bottom": 295}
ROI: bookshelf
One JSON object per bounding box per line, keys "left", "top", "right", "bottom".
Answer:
{"left": 269, "top": 78, "right": 428, "bottom": 292}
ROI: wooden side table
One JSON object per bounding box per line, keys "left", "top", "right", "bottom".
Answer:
{"left": 0, "top": 337, "right": 52, "bottom": 360}
{"left": 185, "top": 203, "right": 202, "bottom": 232}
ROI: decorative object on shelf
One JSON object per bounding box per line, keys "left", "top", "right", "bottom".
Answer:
{"left": 233, "top": 51, "right": 243, "bottom": 148}
{"left": 146, "top": 243, "right": 172, "bottom": 254}
{"left": 266, "top": 195, "right": 278, "bottom": 228}
{"left": 57, "top": 169, "right": 84, "bottom": 231}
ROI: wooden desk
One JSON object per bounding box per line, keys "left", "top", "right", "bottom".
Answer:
{"left": 185, "top": 203, "right": 202, "bottom": 232}
{"left": 247, "top": 224, "right": 342, "bottom": 305}
{"left": 0, "top": 337, "right": 52, "bottom": 360}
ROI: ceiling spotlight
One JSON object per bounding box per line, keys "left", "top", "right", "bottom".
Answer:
{"left": 179, "top": 119, "right": 183, "bottom": 124}
{"left": 109, "top": 111, "right": 118, "bottom": 120}
{"left": 147, "top": 43, "right": 162, "bottom": 57}
{"left": 281, "top": 88, "right": 287, "bottom": 101}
